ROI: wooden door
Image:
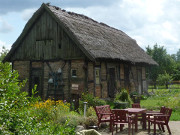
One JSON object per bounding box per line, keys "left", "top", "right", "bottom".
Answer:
{"left": 31, "top": 68, "right": 43, "bottom": 97}
{"left": 108, "top": 68, "right": 116, "bottom": 98}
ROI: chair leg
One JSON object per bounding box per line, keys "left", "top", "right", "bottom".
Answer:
{"left": 128, "top": 123, "right": 130, "bottom": 135}
{"left": 120, "top": 124, "right": 123, "bottom": 131}
{"left": 161, "top": 124, "right": 165, "bottom": 132}
{"left": 148, "top": 120, "right": 150, "bottom": 133}
{"left": 154, "top": 123, "right": 156, "bottom": 135}
{"left": 110, "top": 122, "right": 112, "bottom": 132}
{"left": 111, "top": 124, "right": 114, "bottom": 135}
{"left": 98, "top": 122, "right": 100, "bottom": 130}
{"left": 158, "top": 124, "right": 162, "bottom": 131}
{"left": 132, "top": 122, "right": 134, "bottom": 135}
{"left": 166, "top": 124, "right": 171, "bottom": 134}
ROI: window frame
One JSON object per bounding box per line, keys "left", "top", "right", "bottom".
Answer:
{"left": 95, "top": 67, "right": 101, "bottom": 85}
{"left": 71, "top": 69, "right": 77, "bottom": 78}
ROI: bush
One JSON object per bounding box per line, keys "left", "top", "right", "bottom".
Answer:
{"left": 86, "top": 106, "right": 97, "bottom": 117}
{"left": 79, "top": 93, "right": 106, "bottom": 112}
{"left": 84, "top": 116, "right": 98, "bottom": 128}
{"left": 0, "top": 62, "right": 76, "bottom": 134}
{"left": 114, "top": 89, "right": 132, "bottom": 106}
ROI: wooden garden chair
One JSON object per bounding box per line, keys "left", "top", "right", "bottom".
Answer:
{"left": 94, "top": 105, "right": 113, "bottom": 131}
{"left": 147, "top": 107, "right": 172, "bottom": 134}
{"left": 132, "top": 103, "right": 141, "bottom": 108}
{"left": 132, "top": 103, "right": 143, "bottom": 124}
{"left": 111, "top": 109, "right": 135, "bottom": 135}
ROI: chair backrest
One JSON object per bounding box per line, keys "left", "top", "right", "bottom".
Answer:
{"left": 132, "top": 103, "right": 141, "bottom": 108}
{"left": 160, "top": 106, "right": 166, "bottom": 114}
{"left": 94, "top": 105, "right": 111, "bottom": 119}
{"left": 164, "top": 108, "right": 172, "bottom": 121}
{"left": 112, "top": 109, "right": 129, "bottom": 123}
{"left": 158, "top": 107, "right": 172, "bottom": 123}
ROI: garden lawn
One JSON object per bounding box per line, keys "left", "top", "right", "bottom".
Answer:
{"left": 140, "top": 87, "right": 180, "bottom": 121}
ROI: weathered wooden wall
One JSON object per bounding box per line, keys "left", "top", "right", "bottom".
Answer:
{"left": 43, "top": 61, "right": 66, "bottom": 99}
{"left": 87, "top": 62, "right": 94, "bottom": 95}
{"left": 70, "top": 60, "right": 85, "bottom": 95}
{"left": 10, "top": 11, "right": 84, "bottom": 61}
{"left": 101, "top": 62, "right": 108, "bottom": 98}
{"left": 12, "top": 60, "right": 146, "bottom": 99}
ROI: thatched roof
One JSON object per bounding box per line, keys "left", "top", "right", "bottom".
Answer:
{"left": 3, "top": 3, "right": 157, "bottom": 65}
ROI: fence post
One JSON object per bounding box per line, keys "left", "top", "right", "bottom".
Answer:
{"left": 84, "top": 102, "right": 87, "bottom": 117}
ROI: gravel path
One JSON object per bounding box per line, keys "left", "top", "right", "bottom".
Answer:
{"left": 98, "top": 121, "right": 180, "bottom": 135}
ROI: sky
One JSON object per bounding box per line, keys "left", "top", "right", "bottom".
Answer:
{"left": 0, "top": 0, "right": 180, "bottom": 55}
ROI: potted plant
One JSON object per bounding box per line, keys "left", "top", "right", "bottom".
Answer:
{"left": 130, "top": 91, "right": 141, "bottom": 103}
{"left": 114, "top": 89, "right": 132, "bottom": 109}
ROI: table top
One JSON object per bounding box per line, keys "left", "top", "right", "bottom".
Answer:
{"left": 124, "top": 108, "right": 146, "bottom": 113}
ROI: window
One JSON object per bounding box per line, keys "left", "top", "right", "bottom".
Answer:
{"left": 71, "top": 69, "right": 77, "bottom": 77}
{"left": 58, "top": 43, "right": 61, "bottom": 49}
{"left": 95, "top": 68, "right": 100, "bottom": 85}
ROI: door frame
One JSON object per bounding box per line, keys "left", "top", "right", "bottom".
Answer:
{"left": 29, "top": 61, "right": 44, "bottom": 97}
{"left": 108, "top": 67, "right": 116, "bottom": 98}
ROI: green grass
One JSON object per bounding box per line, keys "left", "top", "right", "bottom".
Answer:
{"left": 140, "top": 86, "right": 180, "bottom": 121}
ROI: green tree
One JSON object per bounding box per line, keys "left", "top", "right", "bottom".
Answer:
{"left": 171, "top": 54, "right": 177, "bottom": 61}
{"left": 157, "top": 72, "right": 172, "bottom": 88}
{"left": 176, "top": 49, "right": 180, "bottom": 62}
{"left": 172, "top": 62, "right": 180, "bottom": 80}
{"left": 146, "top": 44, "right": 175, "bottom": 88}
{"left": 0, "top": 46, "right": 9, "bottom": 61}
{"left": 0, "top": 62, "right": 29, "bottom": 133}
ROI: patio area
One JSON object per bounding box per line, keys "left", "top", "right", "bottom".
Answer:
{"left": 98, "top": 121, "right": 180, "bottom": 135}
{"left": 92, "top": 104, "right": 176, "bottom": 135}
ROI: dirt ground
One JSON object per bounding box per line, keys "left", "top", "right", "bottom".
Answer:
{"left": 98, "top": 121, "right": 180, "bottom": 135}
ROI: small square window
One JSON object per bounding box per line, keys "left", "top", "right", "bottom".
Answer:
{"left": 71, "top": 69, "right": 77, "bottom": 77}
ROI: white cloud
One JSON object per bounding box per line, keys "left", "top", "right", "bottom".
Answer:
{"left": 0, "top": 0, "right": 180, "bottom": 55}
{"left": 0, "top": 18, "right": 13, "bottom": 33}
{"left": 21, "top": 8, "right": 37, "bottom": 21}
{"left": 65, "top": 0, "right": 180, "bottom": 55}
{"left": 0, "top": 40, "right": 11, "bottom": 52}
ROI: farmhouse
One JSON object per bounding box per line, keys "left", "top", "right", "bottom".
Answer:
{"left": 3, "top": 3, "right": 157, "bottom": 101}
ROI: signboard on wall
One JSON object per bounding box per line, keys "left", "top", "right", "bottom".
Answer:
{"left": 72, "top": 84, "right": 79, "bottom": 90}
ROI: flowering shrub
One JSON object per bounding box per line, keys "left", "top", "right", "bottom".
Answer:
{"left": 32, "top": 99, "right": 70, "bottom": 112}
{"left": 0, "top": 62, "right": 75, "bottom": 134}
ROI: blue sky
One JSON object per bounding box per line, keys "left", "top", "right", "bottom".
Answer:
{"left": 0, "top": 0, "right": 180, "bottom": 54}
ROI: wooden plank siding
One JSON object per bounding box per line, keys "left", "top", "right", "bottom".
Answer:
{"left": 10, "top": 11, "right": 85, "bottom": 61}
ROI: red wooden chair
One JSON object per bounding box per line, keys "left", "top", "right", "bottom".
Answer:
{"left": 111, "top": 109, "right": 135, "bottom": 135}
{"left": 146, "top": 106, "right": 166, "bottom": 122}
{"left": 94, "top": 105, "right": 113, "bottom": 131}
{"left": 132, "top": 103, "right": 141, "bottom": 108}
{"left": 132, "top": 103, "right": 142, "bottom": 124}
{"left": 146, "top": 106, "right": 166, "bottom": 130}
{"left": 147, "top": 107, "right": 172, "bottom": 134}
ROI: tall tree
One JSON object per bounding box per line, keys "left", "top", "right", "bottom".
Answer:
{"left": 176, "top": 49, "right": 180, "bottom": 62}
{"left": 146, "top": 44, "right": 175, "bottom": 87}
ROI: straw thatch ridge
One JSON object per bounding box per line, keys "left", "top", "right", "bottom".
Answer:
{"left": 3, "top": 3, "right": 157, "bottom": 65}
